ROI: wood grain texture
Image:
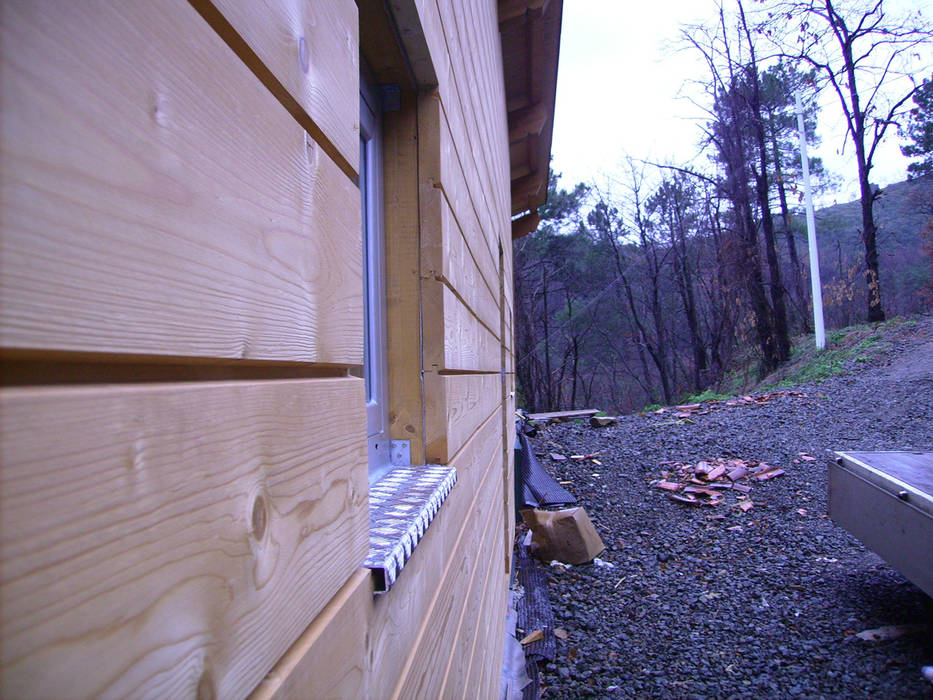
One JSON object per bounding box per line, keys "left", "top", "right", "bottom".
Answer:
{"left": 441, "top": 514, "right": 505, "bottom": 700}
{"left": 431, "top": 0, "right": 510, "bottom": 244}
{"left": 208, "top": 0, "right": 360, "bottom": 174}
{"left": 367, "top": 409, "right": 501, "bottom": 695}
{"left": 0, "top": 0, "right": 362, "bottom": 364}
{"left": 395, "top": 464, "right": 504, "bottom": 699}
{"left": 0, "top": 378, "right": 367, "bottom": 699}
{"left": 424, "top": 372, "right": 501, "bottom": 464}
{"left": 422, "top": 281, "right": 500, "bottom": 372}
{"left": 385, "top": 91, "right": 426, "bottom": 462}
{"left": 419, "top": 92, "right": 500, "bottom": 300}
{"left": 251, "top": 568, "right": 372, "bottom": 700}
{"left": 456, "top": 542, "right": 507, "bottom": 700}
{"left": 438, "top": 96, "right": 500, "bottom": 281}
{"left": 445, "top": 0, "right": 511, "bottom": 224}
{"left": 475, "top": 573, "right": 509, "bottom": 700}
{"left": 421, "top": 186, "right": 500, "bottom": 337}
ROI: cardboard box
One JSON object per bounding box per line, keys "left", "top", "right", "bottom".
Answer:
{"left": 521, "top": 507, "right": 606, "bottom": 564}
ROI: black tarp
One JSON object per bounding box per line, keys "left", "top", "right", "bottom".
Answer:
{"left": 514, "top": 419, "right": 575, "bottom": 521}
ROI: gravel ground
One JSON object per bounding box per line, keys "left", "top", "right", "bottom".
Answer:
{"left": 525, "top": 316, "right": 933, "bottom": 699}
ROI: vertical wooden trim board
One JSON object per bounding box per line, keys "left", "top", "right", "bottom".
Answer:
{"left": 384, "top": 90, "right": 427, "bottom": 462}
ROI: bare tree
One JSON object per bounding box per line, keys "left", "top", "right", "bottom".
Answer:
{"left": 684, "top": 5, "right": 788, "bottom": 374}
{"left": 761, "top": 0, "right": 933, "bottom": 322}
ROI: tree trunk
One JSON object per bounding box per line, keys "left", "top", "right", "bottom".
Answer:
{"left": 770, "top": 125, "right": 809, "bottom": 330}
{"left": 832, "top": 0, "right": 885, "bottom": 322}
{"left": 858, "top": 171, "right": 885, "bottom": 322}
{"left": 541, "top": 267, "right": 553, "bottom": 408}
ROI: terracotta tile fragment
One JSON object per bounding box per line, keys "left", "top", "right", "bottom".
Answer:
{"left": 753, "top": 468, "right": 786, "bottom": 481}
{"left": 706, "top": 465, "right": 727, "bottom": 481}
{"left": 727, "top": 467, "right": 748, "bottom": 481}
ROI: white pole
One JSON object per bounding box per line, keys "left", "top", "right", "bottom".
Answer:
{"left": 796, "top": 91, "right": 826, "bottom": 350}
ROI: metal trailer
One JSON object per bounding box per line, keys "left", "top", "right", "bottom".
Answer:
{"left": 829, "top": 451, "right": 933, "bottom": 598}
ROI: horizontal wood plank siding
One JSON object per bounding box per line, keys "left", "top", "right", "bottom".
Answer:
{"left": 251, "top": 568, "right": 372, "bottom": 700}
{"left": 422, "top": 281, "right": 500, "bottom": 372}
{"left": 0, "top": 378, "right": 367, "bottom": 698}
{"left": 424, "top": 373, "right": 501, "bottom": 464}
{"left": 430, "top": 0, "right": 509, "bottom": 256}
{"left": 422, "top": 187, "right": 501, "bottom": 337}
{"left": 206, "top": 0, "right": 360, "bottom": 175}
{"left": 367, "top": 409, "right": 500, "bottom": 695}
{"left": 3, "top": 0, "right": 526, "bottom": 696}
{"left": 408, "top": 2, "right": 514, "bottom": 695}
{"left": 395, "top": 477, "right": 503, "bottom": 698}
{"left": 0, "top": 0, "right": 361, "bottom": 364}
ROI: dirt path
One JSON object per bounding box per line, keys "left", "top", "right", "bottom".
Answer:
{"left": 882, "top": 317, "right": 933, "bottom": 383}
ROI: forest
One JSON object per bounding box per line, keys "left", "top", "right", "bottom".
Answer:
{"left": 514, "top": 0, "right": 933, "bottom": 414}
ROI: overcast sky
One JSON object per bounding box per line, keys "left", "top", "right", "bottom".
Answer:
{"left": 550, "top": 1, "right": 932, "bottom": 207}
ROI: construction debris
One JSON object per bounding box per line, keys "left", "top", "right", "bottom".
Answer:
{"left": 651, "top": 457, "right": 785, "bottom": 511}
{"left": 570, "top": 452, "right": 600, "bottom": 461}
{"left": 521, "top": 507, "right": 606, "bottom": 565}
{"left": 855, "top": 624, "right": 927, "bottom": 642}
{"left": 527, "top": 409, "right": 600, "bottom": 422}
{"left": 520, "top": 629, "right": 544, "bottom": 646}
{"left": 649, "top": 390, "right": 810, "bottom": 419}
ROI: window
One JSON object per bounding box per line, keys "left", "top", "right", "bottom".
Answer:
{"left": 356, "top": 56, "right": 457, "bottom": 594}
{"left": 360, "top": 68, "right": 391, "bottom": 481}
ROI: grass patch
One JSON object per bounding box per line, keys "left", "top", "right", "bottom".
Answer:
{"left": 684, "top": 389, "right": 733, "bottom": 404}
{"left": 760, "top": 317, "right": 916, "bottom": 389}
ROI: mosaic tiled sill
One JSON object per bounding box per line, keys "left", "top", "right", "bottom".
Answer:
{"left": 363, "top": 465, "right": 457, "bottom": 593}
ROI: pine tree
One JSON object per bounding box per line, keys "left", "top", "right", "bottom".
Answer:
{"left": 901, "top": 74, "right": 933, "bottom": 180}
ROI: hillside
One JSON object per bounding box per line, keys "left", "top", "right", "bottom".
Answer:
{"left": 807, "top": 175, "right": 933, "bottom": 322}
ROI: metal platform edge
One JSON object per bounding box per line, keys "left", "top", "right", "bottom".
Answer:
{"left": 830, "top": 451, "right": 933, "bottom": 599}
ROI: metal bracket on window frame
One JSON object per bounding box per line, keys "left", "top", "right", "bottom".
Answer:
{"left": 390, "top": 440, "right": 411, "bottom": 466}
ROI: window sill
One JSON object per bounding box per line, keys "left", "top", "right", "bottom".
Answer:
{"left": 362, "top": 464, "right": 457, "bottom": 593}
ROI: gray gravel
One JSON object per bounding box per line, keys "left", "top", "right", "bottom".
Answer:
{"left": 526, "top": 317, "right": 933, "bottom": 698}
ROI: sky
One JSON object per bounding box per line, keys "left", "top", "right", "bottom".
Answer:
{"left": 550, "top": 1, "right": 932, "bottom": 208}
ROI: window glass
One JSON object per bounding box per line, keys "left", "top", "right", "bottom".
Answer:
{"left": 360, "top": 70, "right": 391, "bottom": 480}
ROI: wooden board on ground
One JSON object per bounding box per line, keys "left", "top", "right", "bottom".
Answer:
{"left": 527, "top": 409, "right": 601, "bottom": 422}
{"left": 0, "top": 0, "right": 361, "bottom": 364}
{"left": 0, "top": 378, "right": 367, "bottom": 699}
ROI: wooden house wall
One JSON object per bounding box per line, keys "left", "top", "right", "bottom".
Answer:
{"left": 1, "top": 0, "right": 517, "bottom": 697}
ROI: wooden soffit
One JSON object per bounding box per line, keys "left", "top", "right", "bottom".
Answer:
{"left": 499, "top": 0, "right": 563, "bottom": 234}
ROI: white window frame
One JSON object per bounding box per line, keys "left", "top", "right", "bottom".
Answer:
{"left": 360, "top": 70, "right": 392, "bottom": 481}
